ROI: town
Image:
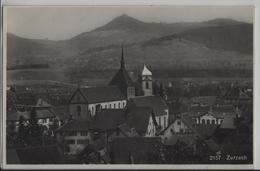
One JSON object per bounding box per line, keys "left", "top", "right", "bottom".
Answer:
{"left": 6, "top": 46, "right": 253, "bottom": 164}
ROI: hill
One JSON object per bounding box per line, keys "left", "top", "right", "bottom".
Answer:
{"left": 7, "top": 15, "right": 253, "bottom": 73}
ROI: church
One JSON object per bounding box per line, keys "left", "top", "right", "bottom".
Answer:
{"left": 68, "top": 45, "right": 169, "bottom": 134}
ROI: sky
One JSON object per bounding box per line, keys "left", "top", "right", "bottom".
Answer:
{"left": 5, "top": 6, "right": 254, "bottom": 40}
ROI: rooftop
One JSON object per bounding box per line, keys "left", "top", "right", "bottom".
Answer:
{"left": 74, "top": 86, "right": 126, "bottom": 104}
{"left": 126, "top": 106, "right": 152, "bottom": 134}
{"left": 142, "top": 64, "right": 152, "bottom": 76}
{"left": 130, "top": 96, "right": 168, "bottom": 116}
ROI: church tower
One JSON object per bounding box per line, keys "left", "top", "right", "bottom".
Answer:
{"left": 109, "top": 45, "right": 135, "bottom": 99}
{"left": 141, "top": 64, "right": 153, "bottom": 96}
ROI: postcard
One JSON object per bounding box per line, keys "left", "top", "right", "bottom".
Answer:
{"left": 1, "top": 4, "right": 255, "bottom": 170}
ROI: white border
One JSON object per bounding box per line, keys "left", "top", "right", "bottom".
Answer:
{"left": 1, "top": 0, "right": 259, "bottom": 170}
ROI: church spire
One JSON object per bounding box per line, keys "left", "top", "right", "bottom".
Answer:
{"left": 120, "top": 43, "right": 125, "bottom": 69}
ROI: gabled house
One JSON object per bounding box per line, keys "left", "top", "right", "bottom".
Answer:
{"left": 68, "top": 86, "right": 127, "bottom": 119}
{"left": 160, "top": 114, "right": 219, "bottom": 145}
{"left": 56, "top": 109, "right": 126, "bottom": 155}
{"left": 129, "top": 95, "right": 169, "bottom": 132}
{"left": 125, "top": 106, "right": 159, "bottom": 137}
{"left": 56, "top": 120, "right": 93, "bottom": 155}
{"left": 193, "top": 112, "right": 224, "bottom": 125}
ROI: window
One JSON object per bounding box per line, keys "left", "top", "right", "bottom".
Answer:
{"left": 146, "top": 82, "right": 149, "bottom": 89}
{"left": 110, "top": 104, "right": 112, "bottom": 108}
{"left": 114, "top": 103, "right": 116, "bottom": 109}
{"left": 77, "top": 106, "right": 81, "bottom": 116}
{"left": 80, "top": 131, "right": 88, "bottom": 136}
{"left": 177, "top": 121, "right": 181, "bottom": 125}
{"left": 201, "top": 119, "right": 205, "bottom": 124}
{"left": 212, "top": 120, "right": 216, "bottom": 124}
{"left": 77, "top": 139, "right": 89, "bottom": 144}
{"left": 207, "top": 119, "right": 211, "bottom": 124}
{"left": 164, "top": 117, "right": 166, "bottom": 127}
{"left": 66, "top": 139, "right": 75, "bottom": 144}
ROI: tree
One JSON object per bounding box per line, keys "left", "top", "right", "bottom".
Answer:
{"left": 153, "top": 81, "right": 160, "bottom": 96}
{"left": 159, "top": 82, "right": 165, "bottom": 98}
{"left": 17, "top": 115, "right": 28, "bottom": 146}
{"left": 28, "top": 108, "right": 42, "bottom": 145}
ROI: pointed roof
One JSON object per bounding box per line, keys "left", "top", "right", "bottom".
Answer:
{"left": 142, "top": 64, "right": 152, "bottom": 76}
{"left": 120, "top": 44, "right": 125, "bottom": 69}
{"left": 109, "top": 45, "right": 134, "bottom": 87}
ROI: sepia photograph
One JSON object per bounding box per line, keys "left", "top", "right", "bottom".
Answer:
{"left": 3, "top": 5, "right": 254, "bottom": 168}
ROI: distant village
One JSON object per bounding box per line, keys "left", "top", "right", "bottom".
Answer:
{"left": 6, "top": 46, "right": 253, "bottom": 164}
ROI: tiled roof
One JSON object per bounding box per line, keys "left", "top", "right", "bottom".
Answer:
{"left": 126, "top": 106, "right": 152, "bottom": 134}
{"left": 49, "top": 93, "right": 71, "bottom": 106}
{"left": 212, "top": 105, "right": 237, "bottom": 119}
{"left": 199, "top": 112, "right": 224, "bottom": 119}
{"left": 7, "top": 109, "right": 56, "bottom": 121}
{"left": 181, "top": 114, "right": 218, "bottom": 139}
{"left": 189, "top": 105, "right": 210, "bottom": 117}
{"left": 109, "top": 68, "right": 135, "bottom": 87}
{"left": 191, "top": 96, "right": 217, "bottom": 106}
{"left": 212, "top": 104, "right": 235, "bottom": 113}
{"left": 130, "top": 96, "right": 168, "bottom": 116}
{"left": 57, "top": 109, "right": 126, "bottom": 132}
{"left": 56, "top": 120, "right": 92, "bottom": 132}
{"left": 220, "top": 117, "right": 236, "bottom": 129}
{"left": 78, "top": 86, "right": 126, "bottom": 104}
{"left": 167, "top": 101, "right": 182, "bottom": 115}
{"left": 15, "top": 92, "right": 38, "bottom": 106}
{"left": 92, "top": 109, "right": 126, "bottom": 130}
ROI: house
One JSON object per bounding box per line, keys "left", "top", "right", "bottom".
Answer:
{"left": 109, "top": 45, "right": 135, "bottom": 99}
{"left": 56, "top": 109, "right": 126, "bottom": 155}
{"left": 68, "top": 86, "right": 127, "bottom": 119}
{"left": 129, "top": 95, "right": 169, "bottom": 132}
{"left": 192, "top": 112, "right": 224, "bottom": 125}
{"left": 125, "top": 106, "right": 158, "bottom": 137}
{"left": 109, "top": 137, "right": 163, "bottom": 164}
{"left": 7, "top": 108, "right": 57, "bottom": 132}
{"left": 212, "top": 104, "right": 240, "bottom": 118}
{"left": 56, "top": 120, "right": 93, "bottom": 155}
{"left": 160, "top": 114, "right": 219, "bottom": 145}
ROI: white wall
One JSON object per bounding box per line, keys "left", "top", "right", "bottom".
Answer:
{"left": 88, "top": 100, "right": 127, "bottom": 117}
{"left": 58, "top": 131, "right": 92, "bottom": 155}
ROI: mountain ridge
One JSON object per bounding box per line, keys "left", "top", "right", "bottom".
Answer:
{"left": 7, "top": 15, "right": 253, "bottom": 72}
